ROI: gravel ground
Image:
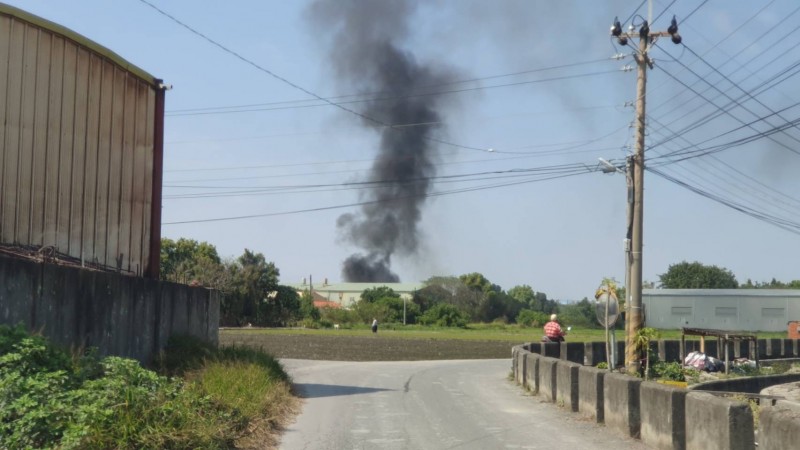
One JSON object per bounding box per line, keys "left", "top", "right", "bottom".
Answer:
{"left": 219, "top": 332, "right": 519, "bottom": 361}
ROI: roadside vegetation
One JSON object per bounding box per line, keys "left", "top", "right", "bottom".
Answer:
{"left": 0, "top": 325, "right": 295, "bottom": 450}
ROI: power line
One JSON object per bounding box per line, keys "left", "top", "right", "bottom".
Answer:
{"left": 136, "top": 0, "right": 487, "bottom": 153}
{"left": 166, "top": 58, "right": 616, "bottom": 115}
{"left": 647, "top": 166, "right": 800, "bottom": 236}
{"left": 162, "top": 168, "right": 594, "bottom": 225}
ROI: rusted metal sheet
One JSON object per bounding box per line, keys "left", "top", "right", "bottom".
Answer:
{"left": 0, "top": 6, "right": 163, "bottom": 277}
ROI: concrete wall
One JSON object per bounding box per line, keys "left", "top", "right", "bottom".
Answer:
{"left": 692, "top": 374, "right": 800, "bottom": 395}
{"left": 758, "top": 401, "right": 800, "bottom": 450}
{"left": 640, "top": 381, "right": 686, "bottom": 450}
{"left": 525, "top": 352, "right": 539, "bottom": 393}
{"left": 511, "top": 343, "right": 796, "bottom": 449}
{"left": 577, "top": 365, "right": 605, "bottom": 422}
{"left": 556, "top": 360, "right": 580, "bottom": 412}
{"left": 685, "top": 392, "right": 754, "bottom": 450}
{"left": 603, "top": 372, "right": 641, "bottom": 438}
{"left": 0, "top": 254, "right": 218, "bottom": 363}
{"left": 539, "top": 356, "right": 558, "bottom": 403}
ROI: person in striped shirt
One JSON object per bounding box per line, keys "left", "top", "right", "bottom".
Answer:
{"left": 543, "top": 314, "right": 566, "bottom": 342}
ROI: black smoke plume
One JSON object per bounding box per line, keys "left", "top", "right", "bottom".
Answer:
{"left": 310, "top": 0, "right": 458, "bottom": 282}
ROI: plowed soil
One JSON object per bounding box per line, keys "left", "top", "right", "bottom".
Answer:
{"left": 219, "top": 331, "right": 518, "bottom": 361}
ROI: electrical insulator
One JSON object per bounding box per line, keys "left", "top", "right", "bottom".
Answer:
{"left": 668, "top": 15, "right": 682, "bottom": 44}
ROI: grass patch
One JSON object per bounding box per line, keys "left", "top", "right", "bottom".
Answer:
{"left": 222, "top": 325, "right": 785, "bottom": 343}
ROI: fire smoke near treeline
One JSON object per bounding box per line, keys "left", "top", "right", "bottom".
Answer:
{"left": 309, "top": 0, "right": 459, "bottom": 282}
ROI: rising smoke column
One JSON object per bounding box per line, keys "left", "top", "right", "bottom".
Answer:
{"left": 309, "top": 0, "right": 458, "bottom": 282}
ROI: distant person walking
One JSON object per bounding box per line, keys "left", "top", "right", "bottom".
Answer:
{"left": 371, "top": 318, "right": 378, "bottom": 334}
{"left": 543, "top": 314, "right": 566, "bottom": 342}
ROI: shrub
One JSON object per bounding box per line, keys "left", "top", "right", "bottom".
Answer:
{"left": 0, "top": 330, "right": 292, "bottom": 449}
{"left": 516, "top": 310, "right": 549, "bottom": 328}
{"left": 419, "top": 304, "right": 469, "bottom": 328}
{"left": 653, "top": 361, "right": 685, "bottom": 381}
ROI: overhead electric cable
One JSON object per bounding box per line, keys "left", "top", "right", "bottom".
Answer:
{"left": 137, "top": 0, "right": 488, "bottom": 153}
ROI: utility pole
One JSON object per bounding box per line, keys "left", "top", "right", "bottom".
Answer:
{"left": 610, "top": 13, "right": 682, "bottom": 373}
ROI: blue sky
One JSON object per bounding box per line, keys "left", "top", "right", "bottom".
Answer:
{"left": 10, "top": 0, "right": 800, "bottom": 300}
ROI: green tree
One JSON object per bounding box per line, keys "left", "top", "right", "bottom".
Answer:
{"left": 508, "top": 285, "right": 535, "bottom": 306}
{"left": 558, "top": 298, "right": 597, "bottom": 328}
{"left": 159, "top": 237, "right": 223, "bottom": 285}
{"left": 299, "top": 291, "right": 320, "bottom": 322}
{"left": 360, "top": 286, "right": 400, "bottom": 303}
{"left": 418, "top": 276, "right": 482, "bottom": 319}
{"left": 742, "top": 278, "right": 800, "bottom": 289}
{"left": 224, "top": 249, "right": 281, "bottom": 326}
{"left": 419, "top": 304, "right": 469, "bottom": 327}
{"left": 658, "top": 261, "right": 738, "bottom": 289}
{"left": 516, "top": 309, "right": 549, "bottom": 328}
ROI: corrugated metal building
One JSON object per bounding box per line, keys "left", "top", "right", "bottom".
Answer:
{"left": 0, "top": 3, "right": 165, "bottom": 277}
{"left": 643, "top": 289, "right": 800, "bottom": 332}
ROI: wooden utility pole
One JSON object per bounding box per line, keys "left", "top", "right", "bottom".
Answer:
{"left": 611, "top": 12, "right": 682, "bottom": 373}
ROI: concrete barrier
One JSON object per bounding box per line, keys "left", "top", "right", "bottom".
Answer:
{"left": 640, "top": 381, "right": 686, "bottom": 450}
{"left": 692, "top": 374, "right": 800, "bottom": 394}
{"left": 525, "top": 352, "right": 539, "bottom": 393}
{"left": 659, "top": 340, "right": 681, "bottom": 363}
{"left": 539, "top": 356, "right": 558, "bottom": 403}
{"left": 578, "top": 365, "right": 605, "bottom": 423}
{"left": 556, "top": 360, "right": 580, "bottom": 412}
{"left": 766, "top": 339, "right": 782, "bottom": 357}
{"left": 541, "top": 342, "right": 560, "bottom": 358}
{"left": 560, "top": 342, "right": 584, "bottom": 364}
{"left": 603, "top": 372, "right": 641, "bottom": 438}
{"left": 758, "top": 401, "right": 800, "bottom": 450}
{"left": 512, "top": 346, "right": 523, "bottom": 384}
{"left": 584, "top": 341, "right": 606, "bottom": 366}
{"left": 685, "top": 392, "right": 754, "bottom": 450}
{"left": 782, "top": 339, "right": 797, "bottom": 357}
{"left": 757, "top": 340, "right": 767, "bottom": 359}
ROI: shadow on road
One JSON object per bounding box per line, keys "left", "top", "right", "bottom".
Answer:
{"left": 294, "top": 383, "right": 393, "bottom": 398}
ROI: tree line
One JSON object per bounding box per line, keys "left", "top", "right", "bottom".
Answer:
{"left": 160, "top": 238, "right": 798, "bottom": 328}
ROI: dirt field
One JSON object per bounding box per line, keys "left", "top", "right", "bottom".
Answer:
{"left": 219, "top": 331, "right": 519, "bottom": 361}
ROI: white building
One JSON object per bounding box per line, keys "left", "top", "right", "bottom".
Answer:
{"left": 289, "top": 279, "right": 424, "bottom": 308}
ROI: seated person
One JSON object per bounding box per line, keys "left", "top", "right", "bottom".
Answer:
{"left": 543, "top": 314, "right": 566, "bottom": 342}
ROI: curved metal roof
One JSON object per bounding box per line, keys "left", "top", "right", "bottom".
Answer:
{"left": 0, "top": 2, "right": 158, "bottom": 86}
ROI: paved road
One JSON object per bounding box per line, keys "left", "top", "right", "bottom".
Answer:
{"left": 279, "top": 359, "right": 649, "bottom": 450}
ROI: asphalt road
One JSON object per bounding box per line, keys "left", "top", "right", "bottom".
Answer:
{"left": 278, "top": 359, "right": 649, "bottom": 450}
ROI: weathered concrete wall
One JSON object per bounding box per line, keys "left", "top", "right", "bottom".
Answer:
{"left": 0, "top": 254, "right": 218, "bottom": 363}
{"left": 556, "top": 360, "right": 580, "bottom": 412}
{"left": 692, "top": 374, "right": 800, "bottom": 395}
{"left": 603, "top": 372, "right": 641, "bottom": 438}
{"left": 514, "top": 348, "right": 527, "bottom": 386}
{"left": 539, "top": 356, "right": 558, "bottom": 403}
{"left": 525, "top": 353, "right": 539, "bottom": 393}
{"left": 640, "top": 381, "right": 686, "bottom": 450}
{"left": 510, "top": 343, "right": 794, "bottom": 449}
{"left": 541, "top": 342, "right": 560, "bottom": 358}
{"left": 758, "top": 401, "right": 800, "bottom": 450}
{"left": 560, "top": 342, "right": 584, "bottom": 363}
{"left": 584, "top": 341, "right": 606, "bottom": 366}
{"left": 577, "top": 365, "right": 605, "bottom": 423}
{"left": 685, "top": 392, "right": 754, "bottom": 450}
